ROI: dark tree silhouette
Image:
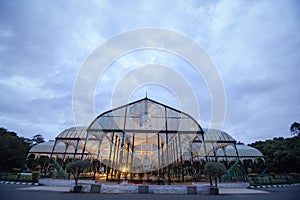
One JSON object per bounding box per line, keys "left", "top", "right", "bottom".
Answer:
{"left": 0, "top": 127, "right": 30, "bottom": 171}
{"left": 31, "top": 134, "right": 45, "bottom": 146}
{"left": 290, "top": 122, "right": 300, "bottom": 136}
{"left": 250, "top": 136, "right": 300, "bottom": 173}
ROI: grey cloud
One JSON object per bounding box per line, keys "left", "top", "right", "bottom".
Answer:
{"left": 0, "top": 0, "right": 299, "bottom": 143}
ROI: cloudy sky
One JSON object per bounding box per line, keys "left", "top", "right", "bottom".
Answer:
{"left": 0, "top": 0, "right": 299, "bottom": 144}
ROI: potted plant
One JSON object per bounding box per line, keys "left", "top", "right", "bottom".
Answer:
{"left": 66, "top": 160, "right": 91, "bottom": 193}
{"left": 32, "top": 171, "right": 40, "bottom": 183}
{"left": 203, "top": 162, "right": 227, "bottom": 195}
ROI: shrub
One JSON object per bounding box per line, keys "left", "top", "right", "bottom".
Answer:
{"left": 32, "top": 171, "right": 40, "bottom": 183}
{"left": 66, "top": 160, "right": 91, "bottom": 185}
{"left": 289, "top": 173, "right": 298, "bottom": 178}
{"left": 249, "top": 173, "right": 258, "bottom": 177}
{"left": 12, "top": 168, "right": 21, "bottom": 175}
{"left": 204, "top": 162, "right": 227, "bottom": 187}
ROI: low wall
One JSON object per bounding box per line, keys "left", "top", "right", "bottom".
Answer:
{"left": 194, "top": 182, "right": 250, "bottom": 188}
{"left": 70, "top": 183, "right": 211, "bottom": 194}
{"left": 0, "top": 173, "right": 39, "bottom": 183}
{"left": 40, "top": 178, "right": 249, "bottom": 195}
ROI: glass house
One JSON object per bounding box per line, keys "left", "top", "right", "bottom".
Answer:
{"left": 28, "top": 97, "right": 264, "bottom": 183}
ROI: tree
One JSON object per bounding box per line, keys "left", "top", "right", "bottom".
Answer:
{"left": 290, "top": 122, "right": 300, "bottom": 136}
{"left": 66, "top": 160, "right": 91, "bottom": 186}
{"left": 204, "top": 162, "right": 227, "bottom": 187}
{"left": 0, "top": 128, "right": 30, "bottom": 171}
{"left": 250, "top": 136, "right": 300, "bottom": 173}
{"left": 31, "top": 134, "right": 45, "bottom": 146}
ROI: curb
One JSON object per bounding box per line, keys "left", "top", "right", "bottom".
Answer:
{"left": 250, "top": 183, "right": 300, "bottom": 189}
{"left": 0, "top": 181, "right": 39, "bottom": 186}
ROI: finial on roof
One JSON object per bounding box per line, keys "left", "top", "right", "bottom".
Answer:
{"left": 146, "top": 90, "right": 148, "bottom": 98}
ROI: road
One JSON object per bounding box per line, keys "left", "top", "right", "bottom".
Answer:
{"left": 0, "top": 184, "right": 299, "bottom": 200}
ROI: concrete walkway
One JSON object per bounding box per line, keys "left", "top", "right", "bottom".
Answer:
{"left": 15, "top": 178, "right": 269, "bottom": 194}
{"left": 19, "top": 186, "right": 269, "bottom": 194}
{"left": 19, "top": 185, "right": 269, "bottom": 194}
{"left": 19, "top": 186, "right": 70, "bottom": 192}
{"left": 219, "top": 188, "right": 268, "bottom": 194}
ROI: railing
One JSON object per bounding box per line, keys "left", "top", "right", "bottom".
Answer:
{"left": 0, "top": 172, "right": 39, "bottom": 183}
{"left": 247, "top": 175, "right": 300, "bottom": 186}
{"left": 221, "top": 160, "right": 243, "bottom": 182}
{"left": 50, "top": 158, "right": 68, "bottom": 178}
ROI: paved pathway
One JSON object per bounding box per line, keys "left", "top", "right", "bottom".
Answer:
{"left": 2, "top": 184, "right": 300, "bottom": 200}
{"left": 219, "top": 188, "right": 268, "bottom": 194}
{"left": 19, "top": 186, "right": 270, "bottom": 194}
{"left": 8, "top": 178, "right": 300, "bottom": 194}
{"left": 19, "top": 186, "right": 70, "bottom": 192}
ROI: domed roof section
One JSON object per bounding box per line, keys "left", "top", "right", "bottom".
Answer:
{"left": 56, "top": 126, "right": 88, "bottom": 139}
{"left": 209, "top": 144, "right": 264, "bottom": 160}
{"left": 203, "top": 129, "right": 235, "bottom": 142}
{"left": 29, "top": 140, "right": 65, "bottom": 154}
{"left": 190, "top": 129, "right": 237, "bottom": 158}
{"left": 55, "top": 126, "right": 99, "bottom": 153}
{"left": 28, "top": 140, "right": 87, "bottom": 157}
{"left": 234, "top": 144, "right": 264, "bottom": 157}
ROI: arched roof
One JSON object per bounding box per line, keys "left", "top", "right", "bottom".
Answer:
{"left": 28, "top": 140, "right": 87, "bottom": 157}
{"left": 56, "top": 126, "right": 88, "bottom": 139}
{"left": 202, "top": 129, "right": 235, "bottom": 142}
{"left": 190, "top": 129, "right": 236, "bottom": 158}
{"left": 208, "top": 144, "right": 264, "bottom": 161}
{"left": 88, "top": 97, "right": 203, "bottom": 134}
{"left": 29, "top": 141, "right": 64, "bottom": 154}
{"left": 55, "top": 126, "right": 99, "bottom": 153}
{"left": 224, "top": 144, "right": 264, "bottom": 158}
{"left": 87, "top": 97, "right": 204, "bottom": 150}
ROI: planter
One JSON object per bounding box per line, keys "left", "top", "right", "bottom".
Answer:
{"left": 186, "top": 186, "right": 197, "bottom": 195}
{"left": 73, "top": 185, "right": 83, "bottom": 193}
{"left": 138, "top": 185, "right": 149, "bottom": 194}
{"left": 32, "top": 171, "right": 40, "bottom": 183}
{"left": 209, "top": 187, "right": 219, "bottom": 195}
{"left": 90, "top": 184, "right": 101, "bottom": 193}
